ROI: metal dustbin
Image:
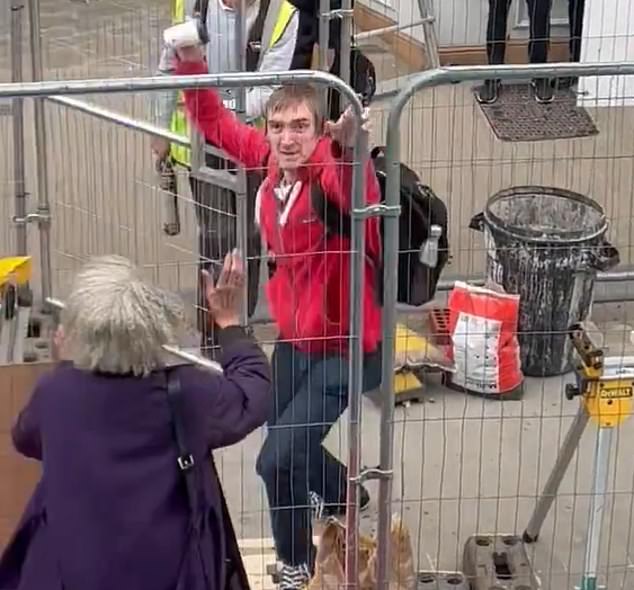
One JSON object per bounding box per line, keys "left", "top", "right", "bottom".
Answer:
{"left": 470, "top": 186, "right": 620, "bottom": 377}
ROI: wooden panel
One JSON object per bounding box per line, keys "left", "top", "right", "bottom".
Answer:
{"left": 0, "top": 363, "right": 54, "bottom": 550}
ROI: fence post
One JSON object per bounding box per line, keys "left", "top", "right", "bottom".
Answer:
{"left": 339, "top": 0, "right": 352, "bottom": 88}
{"left": 11, "top": 1, "right": 27, "bottom": 256}
{"left": 375, "top": 67, "right": 446, "bottom": 590}
{"left": 374, "top": 98, "right": 400, "bottom": 590}
{"left": 318, "top": 0, "right": 330, "bottom": 71}
{"left": 417, "top": 0, "right": 439, "bottom": 69}
{"left": 27, "top": 0, "right": 52, "bottom": 305}
{"left": 343, "top": 98, "right": 369, "bottom": 590}
{"left": 234, "top": 0, "right": 250, "bottom": 327}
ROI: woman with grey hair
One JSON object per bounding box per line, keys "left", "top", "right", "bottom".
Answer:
{"left": 0, "top": 252, "right": 272, "bottom": 590}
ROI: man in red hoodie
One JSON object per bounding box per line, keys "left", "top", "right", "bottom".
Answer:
{"left": 176, "top": 47, "right": 382, "bottom": 589}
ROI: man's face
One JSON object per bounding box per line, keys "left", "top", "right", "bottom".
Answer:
{"left": 267, "top": 101, "right": 319, "bottom": 171}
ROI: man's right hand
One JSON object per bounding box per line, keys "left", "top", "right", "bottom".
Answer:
{"left": 151, "top": 137, "right": 170, "bottom": 160}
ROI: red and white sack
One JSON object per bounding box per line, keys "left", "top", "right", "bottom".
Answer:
{"left": 448, "top": 281, "right": 522, "bottom": 394}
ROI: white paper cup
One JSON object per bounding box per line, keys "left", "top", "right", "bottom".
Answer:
{"left": 163, "top": 20, "right": 202, "bottom": 49}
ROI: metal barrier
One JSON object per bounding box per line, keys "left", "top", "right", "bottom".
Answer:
{"left": 7, "top": 3, "right": 634, "bottom": 587}
{"left": 0, "top": 70, "right": 370, "bottom": 588}
{"left": 376, "top": 61, "right": 634, "bottom": 590}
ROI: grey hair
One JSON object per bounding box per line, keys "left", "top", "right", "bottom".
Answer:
{"left": 62, "top": 255, "right": 186, "bottom": 376}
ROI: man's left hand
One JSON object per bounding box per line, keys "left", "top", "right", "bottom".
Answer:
{"left": 325, "top": 106, "right": 371, "bottom": 148}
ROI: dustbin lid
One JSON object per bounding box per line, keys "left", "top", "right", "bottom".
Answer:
{"left": 486, "top": 186, "right": 607, "bottom": 244}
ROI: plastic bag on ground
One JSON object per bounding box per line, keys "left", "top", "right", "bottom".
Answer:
{"left": 308, "top": 515, "right": 416, "bottom": 590}
{"left": 448, "top": 281, "right": 523, "bottom": 395}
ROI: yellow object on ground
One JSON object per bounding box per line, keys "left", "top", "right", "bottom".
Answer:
{"left": 0, "top": 256, "right": 31, "bottom": 288}
{"left": 393, "top": 322, "right": 449, "bottom": 400}
{"left": 394, "top": 371, "right": 423, "bottom": 394}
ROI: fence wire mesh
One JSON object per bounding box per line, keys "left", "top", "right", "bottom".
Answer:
{"left": 1, "top": 0, "right": 169, "bottom": 295}
{"left": 378, "top": 64, "right": 634, "bottom": 590}
{"left": 5, "top": 0, "right": 634, "bottom": 589}
{"left": 0, "top": 65, "right": 370, "bottom": 590}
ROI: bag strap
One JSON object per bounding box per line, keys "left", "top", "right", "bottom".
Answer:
{"left": 248, "top": 0, "right": 271, "bottom": 47}
{"left": 311, "top": 182, "right": 352, "bottom": 239}
{"left": 193, "top": 0, "right": 210, "bottom": 23}
{"left": 311, "top": 147, "right": 384, "bottom": 240}
{"left": 165, "top": 369, "right": 200, "bottom": 529}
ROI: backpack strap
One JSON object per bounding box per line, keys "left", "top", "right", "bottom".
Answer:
{"left": 164, "top": 369, "right": 200, "bottom": 530}
{"left": 311, "top": 146, "right": 383, "bottom": 239}
{"left": 248, "top": 0, "right": 271, "bottom": 49}
{"left": 193, "top": 0, "right": 209, "bottom": 22}
{"left": 311, "top": 182, "right": 352, "bottom": 239}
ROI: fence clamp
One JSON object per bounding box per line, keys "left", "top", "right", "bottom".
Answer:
{"left": 352, "top": 203, "right": 401, "bottom": 220}
{"left": 351, "top": 467, "right": 393, "bottom": 483}
{"left": 13, "top": 210, "right": 51, "bottom": 227}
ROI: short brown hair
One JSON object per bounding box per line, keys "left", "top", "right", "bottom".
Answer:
{"left": 265, "top": 84, "right": 324, "bottom": 130}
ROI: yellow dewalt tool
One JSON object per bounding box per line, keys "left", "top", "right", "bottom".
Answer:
{"left": 0, "top": 256, "right": 33, "bottom": 364}
{"left": 523, "top": 322, "right": 634, "bottom": 590}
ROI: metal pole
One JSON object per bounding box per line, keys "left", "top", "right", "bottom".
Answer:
{"left": 11, "top": 1, "right": 27, "bottom": 256}
{"left": 27, "top": 0, "right": 52, "bottom": 305}
{"left": 374, "top": 67, "right": 432, "bottom": 590}
{"left": 47, "top": 96, "right": 190, "bottom": 146}
{"left": 5, "top": 62, "right": 634, "bottom": 99}
{"left": 338, "top": 1, "right": 361, "bottom": 585}
{"left": 339, "top": 0, "right": 352, "bottom": 88}
{"left": 523, "top": 402, "right": 590, "bottom": 543}
{"left": 353, "top": 19, "right": 428, "bottom": 42}
{"left": 318, "top": 0, "right": 330, "bottom": 71}
{"left": 416, "top": 0, "right": 440, "bottom": 69}
{"left": 437, "top": 269, "right": 634, "bottom": 292}
{"left": 343, "top": 120, "right": 368, "bottom": 590}
{"left": 318, "top": 0, "right": 331, "bottom": 114}
{"left": 234, "top": 0, "right": 249, "bottom": 327}
{"left": 341, "top": 0, "right": 359, "bottom": 583}
{"left": 578, "top": 427, "right": 612, "bottom": 590}
{"left": 596, "top": 270, "right": 634, "bottom": 282}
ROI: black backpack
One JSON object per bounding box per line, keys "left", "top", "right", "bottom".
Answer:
{"left": 328, "top": 47, "right": 377, "bottom": 119}
{"left": 312, "top": 146, "right": 449, "bottom": 307}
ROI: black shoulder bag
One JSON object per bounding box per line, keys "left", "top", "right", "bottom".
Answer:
{"left": 164, "top": 369, "right": 251, "bottom": 590}
{"left": 165, "top": 370, "right": 200, "bottom": 530}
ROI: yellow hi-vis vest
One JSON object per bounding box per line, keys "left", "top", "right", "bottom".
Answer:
{"left": 169, "top": 0, "right": 296, "bottom": 168}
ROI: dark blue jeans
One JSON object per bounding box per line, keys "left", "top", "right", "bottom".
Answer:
{"left": 255, "top": 341, "right": 382, "bottom": 568}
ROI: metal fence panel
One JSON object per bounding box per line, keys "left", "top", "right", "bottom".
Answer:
{"left": 0, "top": 70, "right": 369, "bottom": 590}
{"left": 377, "top": 62, "right": 634, "bottom": 590}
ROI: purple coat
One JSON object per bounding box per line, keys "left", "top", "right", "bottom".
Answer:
{"left": 0, "top": 327, "right": 272, "bottom": 590}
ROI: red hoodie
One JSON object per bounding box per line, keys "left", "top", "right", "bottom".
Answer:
{"left": 177, "top": 61, "right": 382, "bottom": 355}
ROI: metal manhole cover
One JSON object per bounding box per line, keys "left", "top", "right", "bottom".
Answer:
{"left": 474, "top": 83, "right": 599, "bottom": 142}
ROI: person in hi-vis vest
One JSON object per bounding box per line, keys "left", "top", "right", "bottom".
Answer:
{"left": 151, "top": 0, "right": 316, "bottom": 358}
